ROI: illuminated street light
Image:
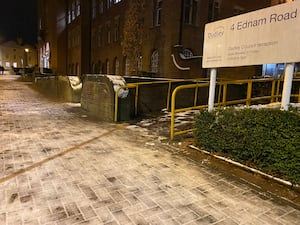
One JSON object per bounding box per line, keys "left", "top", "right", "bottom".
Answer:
{"left": 24, "top": 48, "right": 29, "bottom": 67}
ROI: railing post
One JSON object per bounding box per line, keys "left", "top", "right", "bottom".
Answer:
{"left": 222, "top": 83, "right": 227, "bottom": 106}
{"left": 194, "top": 86, "right": 199, "bottom": 107}
{"left": 217, "top": 83, "right": 222, "bottom": 106}
{"left": 114, "top": 89, "right": 120, "bottom": 122}
{"left": 170, "top": 88, "right": 177, "bottom": 140}
{"left": 271, "top": 79, "right": 276, "bottom": 103}
{"left": 166, "top": 81, "right": 172, "bottom": 111}
{"left": 135, "top": 85, "right": 139, "bottom": 116}
{"left": 246, "top": 81, "right": 252, "bottom": 106}
{"left": 298, "top": 86, "right": 300, "bottom": 103}
{"left": 276, "top": 79, "right": 281, "bottom": 102}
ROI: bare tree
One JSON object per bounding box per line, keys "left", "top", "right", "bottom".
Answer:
{"left": 121, "top": 0, "right": 145, "bottom": 75}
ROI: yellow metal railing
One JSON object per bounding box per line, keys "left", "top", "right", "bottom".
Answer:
{"left": 170, "top": 83, "right": 210, "bottom": 140}
{"left": 114, "top": 78, "right": 209, "bottom": 122}
{"left": 218, "top": 78, "right": 280, "bottom": 107}
{"left": 113, "top": 77, "right": 299, "bottom": 140}
{"left": 170, "top": 78, "right": 300, "bottom": 140}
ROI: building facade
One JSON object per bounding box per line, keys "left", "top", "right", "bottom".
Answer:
{"left": 38, "top": 0, "right": 298, "bottom": 80}
{"left": 0, "top": 40, "right": 37, "bottom": 71}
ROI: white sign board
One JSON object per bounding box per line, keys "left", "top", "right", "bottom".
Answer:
{"left": 202, "top": 1, "right": 300, "bottom": 68}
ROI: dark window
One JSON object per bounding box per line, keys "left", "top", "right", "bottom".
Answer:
{"left": 184, "top": 0, "right": 199, "bottom": 25}
{"left": 208, "top": 0, "right": 221, "bottom": 22}
{"left": 153, "top": 0, "right": 162, "bottom": 26}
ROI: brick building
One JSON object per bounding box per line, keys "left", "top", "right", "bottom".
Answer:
{"left": 0, "top": 40, "right": 37, "bottom": 71}
{"left": 38, "top": 0, "right": 298, "bottom": 80}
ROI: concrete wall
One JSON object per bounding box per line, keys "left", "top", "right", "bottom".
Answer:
{"left": 81, "top": 75, "right": 130, "bottom": 122}
{"left": 33, "top": 75, "right": 81, "bottom": 102}
{"left": 80, "top": 75, "right": 207, "bottom": 122}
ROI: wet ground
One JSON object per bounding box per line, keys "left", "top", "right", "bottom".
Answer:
{"left": 134, "top": 103, "right": 300, "bottom": 207}
{"left": 0, "top": 75, "right": 299, "bottom": 225}
{"left": 133, "top": 114, "right": 300, "bottom": 207}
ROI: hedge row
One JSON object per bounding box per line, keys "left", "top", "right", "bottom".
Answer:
{"left": 194, "top": 108, "right": 300, "bottom": 184}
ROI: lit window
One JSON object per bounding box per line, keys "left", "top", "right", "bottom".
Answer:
{"left": 153, "top": 0, "right": 162, "bottom": 26}
{"left": 150, "top": 50, "right": 159, "bottom": 73}
{"left": 184, "top": 0, "right": 199, "bottom": 25}
{"left": 68, "top": 9, "right": 71, "bottom": 24}
{"left": 115, "top": 0, "right": 122, "bottom": 3}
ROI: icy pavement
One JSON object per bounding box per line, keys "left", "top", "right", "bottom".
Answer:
{"left": 0, "top": 75, "right": 299, "bottom": 225}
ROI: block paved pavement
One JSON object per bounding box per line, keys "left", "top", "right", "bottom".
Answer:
{"left": 0, "top": 75, "right": 299, "bottom": 225}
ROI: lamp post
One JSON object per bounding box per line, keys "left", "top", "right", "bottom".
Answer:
{"left": 24, "top": 48, "right": 29, "bottom": 68}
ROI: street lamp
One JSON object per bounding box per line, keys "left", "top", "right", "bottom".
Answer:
{"left": 24, "top": 48, "right": 29, "bottom": 67}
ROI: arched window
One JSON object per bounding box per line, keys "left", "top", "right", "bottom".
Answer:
{"left": 76, "top": 63, "right": 80, "bottom": 75}
{"left": 114, "top": 57, "right": 119, "bottom": 75}
{"left": 98, "top": 60, "right": 102, "bottom": 74}
{"left": 71, "top": 64, "right": 75, "bottom": 75}
{"left": 106, "top": 59, "right": 110, "bottom": 74}
{"left": 92, "top": 63, "right": 96, "bottom": 73}
{"left": 69, "top": 64, "right": 72, "bottom": 74}
{"left": 153, "top": 0, "right": 162, "bottom": 26}
{"left": 124, "top": 56, "right": 130, "bottom": 76}
{"left": 184, "top": 0, "right": 199, "bottom": 25}
{"left": 150, "top": 50, "right": 159, "bottom": 73}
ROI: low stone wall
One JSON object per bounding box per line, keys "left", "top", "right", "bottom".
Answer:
{"left": 80, "top": 75, "right": 214, "bottom": 121}
{"left": 81, "top": 75, "right": 130, "bottom": 122}
{"left": 33, "top": 76, "right": 82, "bottom": 103}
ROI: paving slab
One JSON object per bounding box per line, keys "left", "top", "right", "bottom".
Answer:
{"left": 0, "top": 75, "right": 299, "bottom": 225}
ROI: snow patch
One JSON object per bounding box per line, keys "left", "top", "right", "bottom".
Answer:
{"left": 68, "top": 76, "right": 82, "bottom": 90}
{"left": 107, "top": 75, "right": 129, "bottom": 98}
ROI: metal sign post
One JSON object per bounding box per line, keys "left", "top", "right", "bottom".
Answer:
{"left": 281, "top": 63, "right": 295, "bottom": 110}
{"left": 208, "top": 68, "right": 217, "bottom": 111}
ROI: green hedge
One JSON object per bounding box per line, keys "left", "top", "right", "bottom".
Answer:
{"left": 194, "top": 108, "right": 300, "bottom": 184}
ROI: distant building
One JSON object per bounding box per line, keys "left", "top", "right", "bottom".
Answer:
{"left": 0, "top": 40, "right": 37, "bottom": 71}
{"left": 38, "top": 0, "right": 298, "bottom": 79}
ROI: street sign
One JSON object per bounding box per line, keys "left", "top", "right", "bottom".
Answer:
{"left": 202, "top": 1, "right": 300, "bottom": 68}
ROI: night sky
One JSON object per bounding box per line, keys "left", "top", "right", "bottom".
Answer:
{"left": 0, "top": 0, "right": 37, "bottom": 45}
